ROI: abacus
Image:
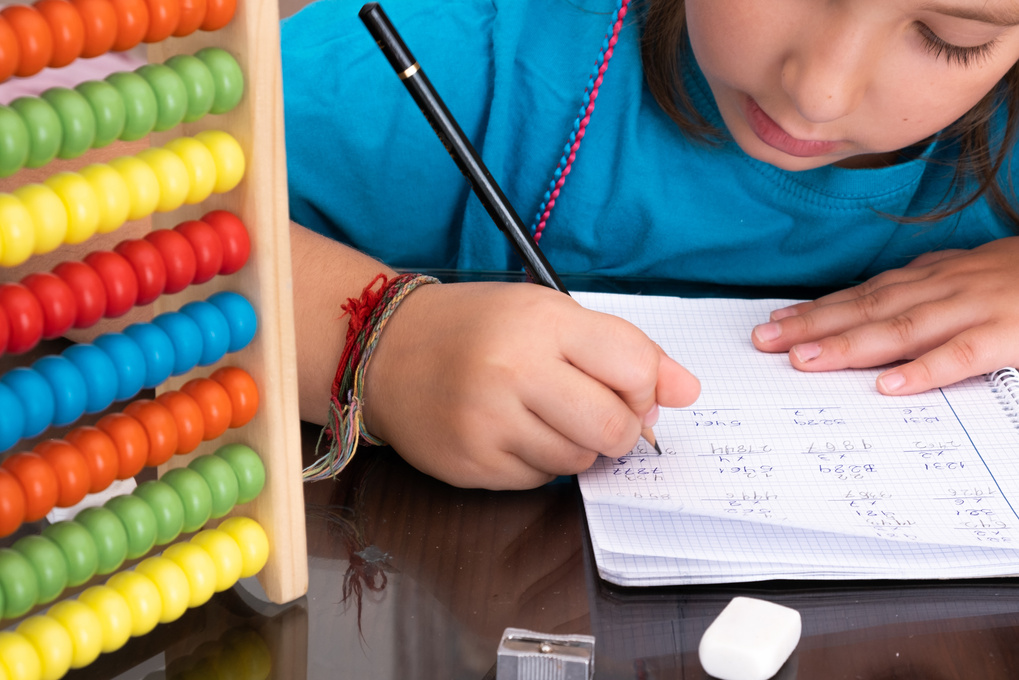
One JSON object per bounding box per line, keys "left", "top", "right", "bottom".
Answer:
{"left": 0, "top": 0, "right": 307, "bottom": 676}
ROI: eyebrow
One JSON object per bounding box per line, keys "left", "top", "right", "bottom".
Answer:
{"left": 920, "top": 2, "right": 1019, "bottom": 27}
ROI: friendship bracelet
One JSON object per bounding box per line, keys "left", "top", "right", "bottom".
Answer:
{"left": 303, "top": 272, "right": 439, "bottom": 481}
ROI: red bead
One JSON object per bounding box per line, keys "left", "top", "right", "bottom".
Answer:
{"left": 114, "top": 238, "right": 167, "bottom": 306}
{"left": 141, "top": 0, "right": 179, "bottom": 42}
{"left": 1, "top": 5, "right": 54, "bottom": 78}
{"left": 21, "top": 271, "right": 77, "bottom": 339}
{"left": 0, "top": 467, "right": 26, "bottom": 537}
{"left": 175, "top": 220, "right": 223, "bottom": 285}
{"left": 201, "top": 210, "right": 250, "bottom": 275}
{"left": 53, "top": 260, "right": 107, "bottom": 328}
{"left": 0, "top": 305, "right": 10, "bottom": 355}
{"left": 0, "top": 17, "right": 19, "bottom": 83}
{"left": 35, "top": 439, "right": 92, "bottom": 508}
{"left": 71, "top": 0, "right": 118, "bottom": 58}
{"left": 84, "top": 250, "right": 139, "bottom": 318}
{"left": 35, "top": 0, "right": 86, "bottom": 68}
{"left": 173, "top": 0, "right": 205, "bottom": 36}
{"left": 108, "top": 0, "right": 148, "bottom": 51}
{"left": 0, "top": 283, "right": 44, "bottom": 354}
{"left": 145, "top": 228, "right": 196, "bottom": 294}
{"left": 3, "top": 451, "right": 59, "bottom": 522}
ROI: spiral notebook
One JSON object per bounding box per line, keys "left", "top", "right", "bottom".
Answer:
{"left": 574, "top": 292, "right": 1019, "bottom": 587}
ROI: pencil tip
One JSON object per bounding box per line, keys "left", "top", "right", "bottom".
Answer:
{"left": 653, "top": 439, "right": 663, "bottom": 455}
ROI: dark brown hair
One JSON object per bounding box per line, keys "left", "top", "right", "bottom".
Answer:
{"left": 639, "top": 0, "right": 1019, "bottom": 227}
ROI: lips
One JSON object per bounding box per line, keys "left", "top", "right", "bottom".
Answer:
{"left": 744, "top": 97, "right": 840, "bottom": 158}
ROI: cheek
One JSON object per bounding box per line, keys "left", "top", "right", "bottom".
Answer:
{"left": 685, "top": 0, "right": 765, "bottom": 87}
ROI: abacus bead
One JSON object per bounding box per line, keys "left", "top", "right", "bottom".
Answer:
{"left": 141, "top": 0, "right": 180, "bottom": 42}
{"left": 83, "top": 250, "right": 138, "bottom": 317}
{"left": 195, "top": 47, "right": 242, "bottom": 114}
{"left": 163, "top": 542, "right": 216, "bottom": 608}
{"left": 0, "top": 309, "right": 9, "bottom": 355}
{"left": 181, "top": 300, "right": 230, "bottom": 365}
{"left": 0, "top": 468, "right": 26, "bottom": 538}
{"left": 32, "top": 355, "right": 88, "bottom": 426}
{"left": 173, "top": 0, "right": 205, "bottom": 36}
{"left": 0, "top": 105, "right": 29, "bottom": 177}
{"left": 92, "top": 332, "right": 145, "bottom": 400}
{"left": 62, "top": 343, "right": 118, "bottom": 413}
{"left": 104, "top": 494, "right": 157, "bottom": 559}
{"left": 155, "top": 390, "right": 204, "bottom": 454}
{"left": 44, "top": 172, "right": 100, "bottom": 244}
{"left": 40, "top": 87, "right": 96, "bottom": 160}
{"left": 96, "top": 412, "right": 148, "bottom": 479}
{"left": 2, "top": 5, "right": 54, "bottom": 78}
{"left": 137, "top": 63, "right": 187, "bottom": 131}
{"left": 0, "top": 195, "right": 35, "bottom": 267}
{"left": 41, "top": 521, "right": 98, "bottom": 587}
{"left": 13, "top": 185, "right": 64, "bottom": 256}
{"left": 161, "top": 467, "right": 212, "bottom": 532}
{"left": 165, "top": 54, "right": 214, "bottom": 122}
{"left": 79, "top": 163, "right": 131, "bottom": 233}
{"left": 138, "top": 146, "right": 189, "bottom": 212}
{"left": 123, "top": 399, "right": 177, "bottom": 466}
{"left": 3, "top": 452, "right": 57, "bottom": 522}
{"left": 72, "top": 0, "right": 117, "bottom": 58}
{"left": 0, "top": 283, "right": 43, "bottom": 354}
{"left": 12, "top": 535, "right": 67, "bottom": 605}
{"left": 3, "top": 369, "right": 53, "bottom": 440}
{"left": 105, "top": 571, "right": 161, "bottom": 637}
{"left": 114, "top": 238, "right": 166, "bottom": 305}
{"left": 208, "top": 291, "right": 256, "bottom": 353}
{"left": 0, "top": 383, "right": 25, "bottom": 450}
{"left": 123, "top": 322, "right": 175, "bottom": 388}
{"left": 106, "top": 71, "right": 157, "bottom": 141}
{"left": 210, "top": 366, "right": 257, "bottom": 429}
{"left": 175, "top": 220, "right": 222, "bottom": 283}
{"left": 46, "top": 600, "right": 102, "bottom": 669}
{"left": 64, "top": 426, "right": 118, "bottom": 493}
{"left": 52, "top": 261, "right": 105, "bottom": 328}
{"left": 144, "top": 228, "right": 195, "bottom": 293}
{"left": 201, "top": 210, "right": 249, "bottom": 274}
{"left": 0, "top": 17, "right": 19, "bottom": 83}
{"left": 181, "top": 378, "right": 231, "bottom": 440}
{"left": 108, "top": 0, "right": 148, "bottom": 51}
{"left": 74, "top": 80, "right": 125, "bottom": 148}
{"left": 109, "top": 155, "right": 160, "bottom": 219}
{"left": 218, "top": 517, "right": 268, "bottom": 578}
{"left": 21, "top": 272, "right": 75, "bottom": 339}
{"left": 152, "top": 311, "right": 202, "bottom": 375}
{"left": 196, "top": 129, "right": 244, "bottom": 193}
{"left": 188, "top": 454, "right": 237, "bottom": 519}
{"left": 33, "top": 440, "right": 91, "bottom": 508}
{"left": 16, "top": 616, "right": 72, "bottom": 680}
{"left": 0, "top": 632, "right": 41, "bottom": 680}
{"left": 165, "top": 137, "right": 216, "bottom": 204}
{"left": 199, "top": 0, "right": 235, "bottom": 30}
{"left": 190, "top": 530, "right": 242, "bottom": 592}
{"left": 0, "top": 548, "right": 39, "bottom": 618}
{"left": 133, "top": 479, "right": 184, "bottom": 545}
{"left": 75, "top": 506, "right": 128, "bottom": 575}
{"left": 76, "top": 585, "right": 131, "bottom": 652}
{"left": 35, "top": 0, "right": 85, "bottom": 68}
{"left": 10, "top": 97, "right": 60, "bottom": 168}
{"left": 135, "top": 556, "right": 189, "bottom": 623}
{"left": 214, "top": 443, "right": 264, "bottom": 504}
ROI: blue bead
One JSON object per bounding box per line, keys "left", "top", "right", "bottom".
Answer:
{"left": 0, "top": 382, "right": 25, "bottom": 451}
{"left": 93, "top": 333, "right": 146, "bottom": 401}
{"left": 63, "top": 343, "right": 118, "bottom": 413}
{"left": 152, "top": 311, "right": 203, "bottom": 376}
{"left": 123, "top": 323, "right": 175, "bottom": 389}
{"left": 1, "top": 367, "right": 54, "bottom": 439}
{"left": 180, "top": 300, "right": 230, "bottom": 366}
{"left": 32, "top": 355, "right": 88, "bottom": 427}
{"left": 207, "top": 291, "right": 257, "bottom": 353}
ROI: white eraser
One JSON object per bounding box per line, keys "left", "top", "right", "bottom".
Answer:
{"left": 698, "top": 596, "right": 801, "bottom": 680}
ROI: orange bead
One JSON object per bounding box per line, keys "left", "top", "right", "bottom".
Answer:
{"left": 0, "top": 16, "right": 19, "bottom": 82}
{"left": 124, "top": 398, "right": 178, "bottom": 466}
{"left": 71, "top": 0, "right": 117, "bottom": 58}
{"left": 2, "top": 5, "right": 54, "bottom": 77}
{"left": 3, "top": 450, "right": 59, "bottom": 521}
{"left": 173, "top": 0, "right": 204, "bottom": 36}
{"left": 181, "top": 378, "right": 231, "bottom": 440}
{"left": 198, "top": 0, "right": 233, "bottom": 30}
{"left": 35, "top": 439, "right": 92, "bottom": 507}
{"left": 155, "top": 390, "right": 204, "bottom": 454}
{"left": 0, "top": 467, "right": 26, "bottom": 537}
{"left": 97, "top": 412, "right": 149, "bottom": 479}
{"left": 210, "top": 366, "right": 258, "bottom": 428}
{"left": 108, "top": 0, "right": 148, "bottom": 51}
{"left": 35, "top": 0, "right": 85, "bottom": 68}
{"left": 65, "top": 426, "right": 118, "bottom": 493}
{"left": 141, "top": 0, "right": 178, "bottom": 42}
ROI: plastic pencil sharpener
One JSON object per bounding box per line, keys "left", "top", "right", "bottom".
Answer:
{"left": 497, "top": 628, "right": 595, "bottom": 680}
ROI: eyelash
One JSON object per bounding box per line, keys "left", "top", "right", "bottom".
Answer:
{"left": 916, "top": 22, "right": 998, "bottom": 67}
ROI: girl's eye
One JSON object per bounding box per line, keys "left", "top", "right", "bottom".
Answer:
{"left": 916, "top": 22, "right": 998, "bottom": 67}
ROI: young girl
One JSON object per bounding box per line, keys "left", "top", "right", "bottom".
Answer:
{"left": 279, "top": 0, "right": 1019, "bottom": 489}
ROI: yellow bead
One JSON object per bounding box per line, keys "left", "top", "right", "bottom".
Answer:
{"left": 109, "top": 156, "right": 160, "bottom": 221}
{"left": 191, "top": 529, "right": 243, "bottom": 592}
{"left": 0, "top": 632, "right": 40, "bottom": 680}
{"left": 46, "top": 600, "right": 102, "bottom": 669}
{"left": 13, "top": 184, "right": 67, "bottom": 255}
{"left": 135, "top": 556, "right": 191, "bottom": 623}
{"left": 105, "top": 571, "right": 162, "bottom": 637}
{"left": 0, "top": 194, "right": 34, "bottom": 266}
{"left": 16, "top": 617, "right": 71, "bottom": 680}
{"left": 43, "top": 172, "right": 99, "bottom": 245}
{"left": 195, "top": 130, "right": 245, "bottom": 194}
{"left": 80, "top": 164, "right": 131, "bottom": 234}
{"left": 77, "top": 586, "right": 131, "bottom": 654}
{"left": 164, "top": 137, "right": 217, "bottom": 205}
{"left": 137, "top": 148, "right": 189, "bottom": 214}
{"left": 163, "top": 542, "right": 217, "bottom": 608}
{"left": 217, "top": 517, "right": 269, "bottom": 579}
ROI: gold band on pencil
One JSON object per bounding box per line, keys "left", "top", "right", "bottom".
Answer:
{"left": 399, "top": 62, "right": 420, "bottom": 79}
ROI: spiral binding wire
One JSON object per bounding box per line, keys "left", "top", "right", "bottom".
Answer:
{"left": 988, "top": 367, "right": 1019, "bottom": 428}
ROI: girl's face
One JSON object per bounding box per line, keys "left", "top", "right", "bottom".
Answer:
{"left": 685, "top": 0, "right": 1019, "bottom": 170}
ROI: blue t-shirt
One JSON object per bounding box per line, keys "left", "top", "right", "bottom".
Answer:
{"left": 280, "top": 0, "right": 1015, "bottom": 287}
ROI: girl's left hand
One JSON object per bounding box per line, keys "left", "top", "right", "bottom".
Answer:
{"left": 750, "top": 236, "right": 1019, "bottom": 395}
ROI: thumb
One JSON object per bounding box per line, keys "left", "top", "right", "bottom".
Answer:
{"left": 654, "top": 346, "right": 701, "bottom": 410}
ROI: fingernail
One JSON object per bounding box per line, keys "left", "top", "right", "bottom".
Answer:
{"left": 792, "top": 342, "right": 821, "bottom": 362}
{"left": 754, "top": 322, "right": 782, "bottom": 342}
{"left": 770, "top": 307, "right": 799, "bottom": 321}
{"left": 643, "top": 403, "right": 660, "bottom": 427}
{"left": 878, "top": 371, "right": 906, "bottom": 393}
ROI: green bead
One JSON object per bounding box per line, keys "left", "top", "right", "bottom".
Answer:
{"left": 41, "top": 87, "right": 97, "bottom": 159}
{"left": 0, "top": 105, "right": 29, "bottom": 177}
{"left": 134, "top": 479, "right": 186, "bottom": 545}
{"left": 188, "top": 454, "right": 240, "bottom": 519}
{"left": 137, "top": 63, "right": 188, "bottom": 132}
{"left": 106, "top": 71, "right": 158, "bottom": 142}
{"left": 42, "top": 521, "right": 99, "bottom": 587}
{"left": 10, "top": 96, "right": 62, "bottom": 168}
{"left": 165, "top": 54, "right": 215, "bottom": 123}
{"left": 105, "top": 494, "right": 158, "bottom": 560}
{"left": 162, "top": 467, "right": 213, "bottom": 533}
{"left": 76, "top": 507, "right": 129, "bottom": 575}
{"left": 75, "top": 80, "right": 127, "bottom": 148}
{"left": 12, "top": 535, "right": 68, "bottom": 606}
{"left": 195, "top": 47, "right": 245, "bottom": 114}
{"left": 214, "top": 443, "right": 265, "bottom": 504}
{"left": 0, "top": 547, "right": 39, "bottom": 619}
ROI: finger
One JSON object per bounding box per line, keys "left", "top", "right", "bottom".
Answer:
{"left": 504, "top": 405, "right": 603, "bottom": 477}
{"left": 904, "top": 249, "right": 965, "bottom": 268}
{"left": 654, "top": 345, "right": 701, "bottom": 409}
{"left": 765, "top": 267, "right": 934, "bottom": 322}
{"left": 873, "top": 325, "right": 1009, "bottom": 395}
